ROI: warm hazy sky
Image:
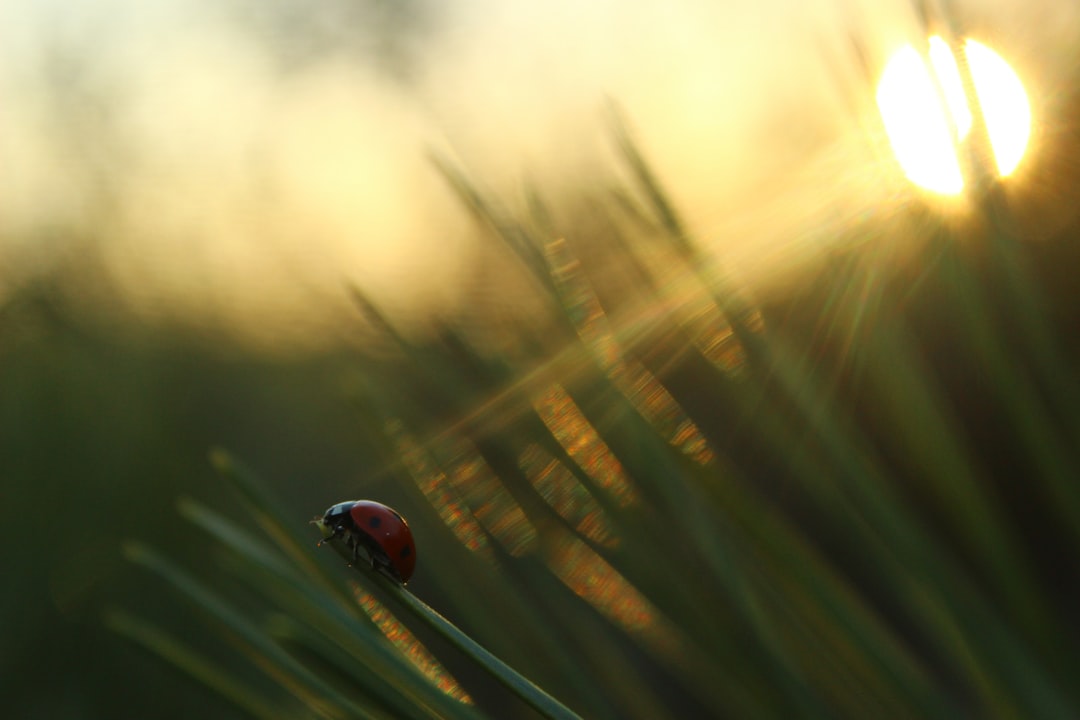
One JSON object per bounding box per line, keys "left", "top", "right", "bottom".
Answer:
{"left": 1, "top": 0, "right": 1074, "bottom": 351}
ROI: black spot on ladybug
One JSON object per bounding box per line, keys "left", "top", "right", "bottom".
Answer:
{"left": 368, "top": 516, "right": 382, "bottom": 529}
{"left": 400, "top": 546, "right": 412, "bottom": 558}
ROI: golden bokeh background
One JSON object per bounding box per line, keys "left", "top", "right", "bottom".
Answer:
{"left": 3, "top": 0, "right": 1074, "bottom": 353}
{"left": 6, "top": 0, "right": 1080, "bottom": 717}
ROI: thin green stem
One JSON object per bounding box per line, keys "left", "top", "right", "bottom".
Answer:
{"left": 386, "top": 581, "right": 585, "bottom": 720}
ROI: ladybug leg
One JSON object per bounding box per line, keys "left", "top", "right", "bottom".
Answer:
{"left": 345, "top": 537, "right": 357, "bottom": 567}
{"left": 356, "top": 539, "right": 376, "bottom": 571}
{"left": 352, "top": 536, "right": 378, "bottom": 572}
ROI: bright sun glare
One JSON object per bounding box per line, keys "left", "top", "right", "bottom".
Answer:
{"left": 876, "top": 37, "right": 1031, "bottom": 195}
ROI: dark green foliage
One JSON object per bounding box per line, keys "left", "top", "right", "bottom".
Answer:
{"left": 102, "top": 123, "right": 1080, "bottom": 719}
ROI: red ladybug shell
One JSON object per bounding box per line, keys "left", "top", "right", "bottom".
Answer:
{"left": 327, "top": 500, "right": 416, "bottom": 582}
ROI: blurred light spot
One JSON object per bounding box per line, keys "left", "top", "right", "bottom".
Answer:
{"left": 545, "top": 237, "right": 715, "bottom": 464}
{"left": 877, "top": 44, "right": 963, "bottom": 194}
{"left": 684, "top": 298, "right": 758, "bottom": 377}
{"left": 353, "top": 587, "right": 474, "bottom": 704}
{"left": 618, "top": 366, "right": 715, "bottom": 466}
{"left": 544, "top": 529, "right": 677, "bottom": 655}
{"left": 635, "top": 242, "right": 756, "bottom": 377}
{"left": 385, "top": 419, "right": 494, "bottom": 561}
{"left": 386, "top": 418, "right": 537, "bottom": 558}
{"left": 927, "top": 37, "right": 972, "bottom": 141}
{"left": 445, "top": 448, "right": 537, "bottom": 557}
{"left": 877, "top": 37, "right": 1031, "bottom": 194}
{"left": 533, "top": 384, "right": 638, "bottom": 507}
{"left": 545, "top": 237, "right": 621, "bottom": 372}
{"left": 965, "top": 39, "right": 1032, "bottom": 178}
{"left": 518, "top": 443, "right": 616, "bottom": 546}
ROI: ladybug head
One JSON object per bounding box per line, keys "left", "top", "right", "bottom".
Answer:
{"left": 322, "top": 501, "right": 356, "bottom": 526}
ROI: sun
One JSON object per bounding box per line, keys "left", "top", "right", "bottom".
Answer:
{"left": 876, "top": 37, "right": 1032, "bottom": 195}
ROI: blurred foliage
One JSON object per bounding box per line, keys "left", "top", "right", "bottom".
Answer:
{"left": 7, "top": 6, "right": 1080, "bottom": 715}
{"left": 0, "top": 282, "right": 384, "bottom": 718}
{"left": 6, "top": 116, "right": 1069, "bottom": 719}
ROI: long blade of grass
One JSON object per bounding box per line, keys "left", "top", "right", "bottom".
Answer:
{"left": 177, "top": 497, "right": 483, "bottom": 720}
{"left": 380, "top": 576, "right": 585, "bottom": 720}
{"left": 122, "top": 542, "right": 381, "bottom": 720}
{"left": 105, "top": 608, "right": 295, "bottom": 720}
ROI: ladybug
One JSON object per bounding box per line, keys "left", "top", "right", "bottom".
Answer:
{"left": 317, "top": 500, "right": 416, "bottom": 583}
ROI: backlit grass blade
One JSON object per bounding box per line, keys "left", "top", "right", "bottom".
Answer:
{"left": 122, "top": 542, "right": 381, "bottom": 720}
{"left": 105, "top": 608, "right": 295, "bottom": 720}
{"left": 178, "top": 498, "right": 482, "bottom": 720}
{"left": 379, "top": 574, "right": 585, "bottom": 720}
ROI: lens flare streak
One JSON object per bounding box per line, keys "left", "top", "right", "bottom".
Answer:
{"left": 631, "top": 240, "right": 759, "bottom": 378}
{"left": 446, "top": 449, "right": 538, "bottom": 557}
{"left": 387, "top": 419, "right": 538, "bottom": 558}
{"left": 545, "top": 237, "right": 715, "bottom": 465}
{"left": 518, "top": 442, "right": 617, "bottom": 547}
{"left": 385, "top": 419, "right": 494, "bottom": 561}
{"left": 352, "top": 587, "right": 474, "bottom": 704}
{"left": 683, "top": 299, "right": 759, "bottom": 378}
{"left": 543, "top": 530, "right": 679, "bottom": 656}
{"left": 532, "top": 384, "right": 639, "bottom": 508}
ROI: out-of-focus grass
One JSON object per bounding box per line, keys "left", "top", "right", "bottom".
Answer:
{"left": 108, "top": 110, "right": 1080, "bottom": 720}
